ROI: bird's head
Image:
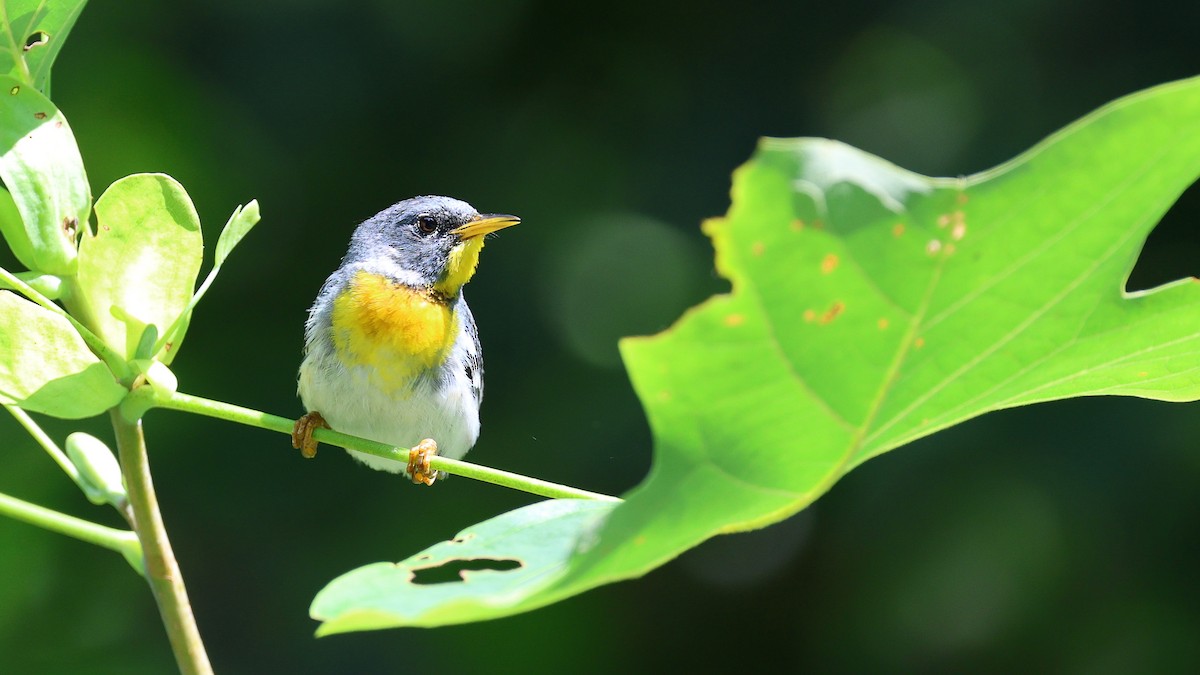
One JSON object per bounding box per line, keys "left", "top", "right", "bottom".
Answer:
{"left": 346, "top": 195, "right": 519, "bottom": 297}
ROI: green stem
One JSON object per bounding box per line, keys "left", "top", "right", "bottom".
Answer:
{"left": 110, "top": 411, "right": 212, "bottom": 675}
{"left": 0, "top": 490, "right": 139, "bottom": 558}
{"left": 5, "top": 404, "right": 79, "bottom": 482}
{"left": 0, "top": 264, "right": 129, "bottom": 378}
{"left": 157, "top": 391, "right": 621, "bottom": 503}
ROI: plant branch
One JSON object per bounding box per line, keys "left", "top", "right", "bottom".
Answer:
{"left": 5, "top": 404, "right": 79, "bottom": 481}
{"left": 157, "top": 391, "right": 622, "bottom": 502}
{"left": 0, "top": 490, "right": 140, "bottom": 564}
{"left": 110, "top": 410, "right": 212, "bottom": 675}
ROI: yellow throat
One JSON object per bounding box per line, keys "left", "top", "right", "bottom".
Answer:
{"left": 331, "top": 270, "right": 459, "bottom": 391}
{"left": 434, "top": 236, "right": 485, "bottom": 297}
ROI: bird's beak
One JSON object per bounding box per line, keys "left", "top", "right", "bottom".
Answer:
{"left": 451, "top": 214, "right": 520, "bottom": 240}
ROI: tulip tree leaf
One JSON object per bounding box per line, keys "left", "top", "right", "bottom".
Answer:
{"left": 0, "top": 291, "right": 124, "bottom": 418}
{"left": 311, "top": 76, "right": 1200, "bottom": 631}
{"left": 70, "top": 174, "right": 202, "bottom": 362}
{"left": 312, "top": 499, "right": 617, "bottom": 635}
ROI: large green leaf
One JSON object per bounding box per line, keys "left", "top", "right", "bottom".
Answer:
{"left": 0, "top": 0, "right": 88, "bottom": 92}
{"left": 312, "top": 499, "right": 617, "bottom": 634}
{"left": 0, "top": 73, "right": 89, "bottom": 275}
{"left": 312, "top": 76, "right": 1200, "bottom": 631}
{"left": 69, "top": 174, "right": 203, "bottom": 362}
{"left": 0, "top": 291, "right": 124, "bottom": 417}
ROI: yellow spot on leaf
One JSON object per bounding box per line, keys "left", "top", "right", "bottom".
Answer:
{"left": 819, "top": 301, "right": 844, "bottom": 325}
{"left": 956, "top": 192, "right": 969, "bottom": 205}
{"left": 724, "top": 313, "right": 745, "bottom": 327}
{"left": 791, "top": 219, "right": 805, "bottom": 231}
{"left": 951, "top": 222, "right": 966, "bottom": 240}
{"left": 657, "top": 390, "right": 672, "bottom": 402}
{"left": 803, "top": 309, "right": 816, "bottom": 323}
{"left": 820, "top": 253, "right": 839, "bottom": 274}
{"left": 914, "top": 337, "right": 925, "bottom": 349}
{"left": 937, "top": 214, "right": 951, "bottom": 227}
{"left": 1138, "top": 371, "right": 1149, "bottom": 378}
{"left": 877, "top": 318, "right": 889, "bottom": 330}
{"left": 926, "top": 240, "right": 942, "bottom": 255}
{"left": 892, "top": 223, "right": 905, "bottom": 237}
{"left": 751, "top": 241, "right": 765, "bottom": 256}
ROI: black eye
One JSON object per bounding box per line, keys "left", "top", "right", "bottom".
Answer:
{"left": 416, "top": 215, "right": 438, "bottom": 235}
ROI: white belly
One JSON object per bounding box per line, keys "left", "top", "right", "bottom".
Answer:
{"left": 297, "top": 348, "right": 480, "bottom": 473}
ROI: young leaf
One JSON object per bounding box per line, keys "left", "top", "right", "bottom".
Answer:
{"left": 0, "top": 0, "right": 89, "bottom": 92}
{"left": 311, "top": 499, "right": 617, "bottom": 635}
{"left": 154, "top": 199, "right": 260, "bottom": 357}
{"left": 312, "top": 76, "right": 1200, "bottom": 630}
{"left": 0, "top": 74, "right": 89, "bottom": 275}
{"left": 0, "top": 291, "right": 125, "bottom": 418}
{"left": 215, "top": 199, "right": 260, "bottom": 267}
{"left": 69, "top": 174, "right": 202, "bottom": 361}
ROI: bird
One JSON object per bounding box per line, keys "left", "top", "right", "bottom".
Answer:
{"left": 291, "top": 196, "right": 518, "bottom": 484}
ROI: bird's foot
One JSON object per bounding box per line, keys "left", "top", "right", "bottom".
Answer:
{"left": 291, "top": 411, "right": 329, "bottom": 459}
{"left": 407, "top": 438, "right": 440, "bottom": 486}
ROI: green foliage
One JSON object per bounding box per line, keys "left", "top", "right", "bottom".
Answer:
{"left": 310, "top": 76, "right": 1200, "bottom": 631}
{"left": 68, "top": 173, "right": 203, "bottom": 363}
{"left": 0, "top": 0, "right": 87, "bottom": 92}
{"left": 0, "top": 289, "right": 123, "bottom": 416}
{"left": 0, "top": 73, "right": 88, "bottom": 275}
{"left": 312, "top": 499, "right": 618, "bottom": 634}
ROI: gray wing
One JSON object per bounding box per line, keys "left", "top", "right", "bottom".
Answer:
{"left": 457, "top": 295, "right": 484, "bottom": 405}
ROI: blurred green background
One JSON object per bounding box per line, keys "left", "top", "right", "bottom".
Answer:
{"left": 3, "top": 0, "right": 1200, "bottom": 672}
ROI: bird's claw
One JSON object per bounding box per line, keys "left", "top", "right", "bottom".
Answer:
{"left": 407, "top": 438, "right": 440, "bottom": 486}
{"left": 292, "top": 411, "right": 329, "bottom": 459}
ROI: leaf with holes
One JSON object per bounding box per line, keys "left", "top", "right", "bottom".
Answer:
{"left": 312, "top": 499, "right": 617, "bottom": 634}
{"left": 311, "top": 76, "right": 1200, "bottom": 631}
{"left": 0, "top": 0, "right": 88, "bottom": 93}
{"left": 0, "top": 74, "right": 89, "bottom": 275}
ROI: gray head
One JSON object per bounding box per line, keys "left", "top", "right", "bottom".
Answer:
{"left": 343, "top": 195, "right": 519, "bottom": 296}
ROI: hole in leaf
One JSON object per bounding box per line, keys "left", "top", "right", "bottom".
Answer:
{"left": 23, "top": 31, "right": 48, "bottom": 51}
{"left": 410, "top": 558, "right": 522, "bottom": 585}
{"left": 1128, "top": 180, "right": 1200, "bottom": 292}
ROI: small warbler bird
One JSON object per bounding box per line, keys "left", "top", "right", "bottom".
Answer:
{"left": 292, "top": 196, "right": 518, "bottom": 483}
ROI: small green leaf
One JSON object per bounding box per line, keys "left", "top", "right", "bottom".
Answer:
{"left": 0, "top": 74, "right": 89, "bottom": 275}
{"left": 70, "top": 174, "right": 203, "bottom": 361}
{"left": 155, "top": 199, "right": 260, "bottom": 357}
{"left": 0, "top": 291, "right": 125, "bottom": 418}
{"left": 0, "top": 0, "right": 88, "bottom": 92}
{"left": 215, "top": 199, "right": 260, "bottom": 267}
{"left": 311, "top": 499, "right": 617, "bottom": 634}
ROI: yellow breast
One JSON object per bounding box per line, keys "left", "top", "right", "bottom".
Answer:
{"left": 330, "top": 271, "right": 457, "bottom": 392}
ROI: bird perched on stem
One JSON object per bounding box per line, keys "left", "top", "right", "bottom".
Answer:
{"left": 292, "top": 196, "right": 518, "bottom": 484}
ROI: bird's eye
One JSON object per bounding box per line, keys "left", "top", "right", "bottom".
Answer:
{"left": 415, "top": 215, "right": 437, "bottom": 235}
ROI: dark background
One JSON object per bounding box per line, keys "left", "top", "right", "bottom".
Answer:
{"left": 3, "top": 0, "right": 1200, "bottom": 672}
